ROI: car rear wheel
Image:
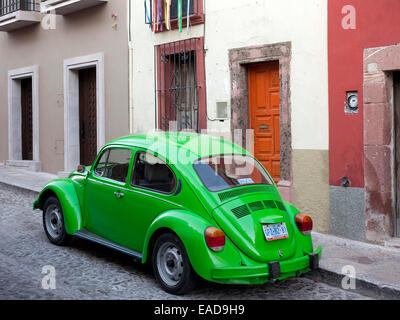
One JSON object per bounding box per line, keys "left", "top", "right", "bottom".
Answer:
{"left": 43, "top": 196, "right": 71, "bottom": 246}
{"left": 152, "top": 233, "right": 197, "bottom": 295}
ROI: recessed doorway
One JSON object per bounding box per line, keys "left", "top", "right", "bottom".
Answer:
{"left": 7, "top": 65, "right": 40, "bottom": 171}
{"left": 394, "top": 72, "right": 400, "bottom": 237}
{"left": 79, "top": 67, "right": 97, "bottom": 165}
{"left": 20, "top": 77, "right": 33, "bottom": 161}
{"left": 63, "top": 53, "right": 105, "bottom": 174}
{"left": 248, "top": 61, "right": 281, "bottom": 183}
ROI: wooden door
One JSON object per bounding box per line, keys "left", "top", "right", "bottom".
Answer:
{"left": 21, "top": 78, "right": 33, "bottom": 161}
{"left": 79, "top": 68, "right": 97, "bottom": 166}
{"left": 248, "top": 62, "right": 280, "bottom": 183}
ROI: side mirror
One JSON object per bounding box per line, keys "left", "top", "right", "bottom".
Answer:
{"left": 77, "top": 165, "right": 86, "bottom": 173}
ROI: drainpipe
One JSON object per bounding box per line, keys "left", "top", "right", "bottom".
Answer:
{"left": 127, "top": 0, "right": 134, "bottom": 134}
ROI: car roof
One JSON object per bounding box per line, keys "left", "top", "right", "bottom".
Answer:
{"left": 107, "top": 132, "right": 249, "bottom": 162}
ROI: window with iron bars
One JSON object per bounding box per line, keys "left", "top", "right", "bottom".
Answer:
{"left": 0, "top": 0, "right": 38, "bottom": 17}
{"left": 155, "top": 38, "right": 206, "bottom": 132}
{"left": 145, "top": 0, "right": 204, "bottom": 31}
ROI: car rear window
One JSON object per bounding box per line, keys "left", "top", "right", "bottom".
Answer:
{"left": 193, "top": 154, "right": 274, "bottom": 192}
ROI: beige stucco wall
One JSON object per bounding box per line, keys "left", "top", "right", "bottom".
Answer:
{"left": 0, "top": 1, "right": 129, "bottom": 174}
{"left": 292, "top": 149, "right": 330, "bottom": 233}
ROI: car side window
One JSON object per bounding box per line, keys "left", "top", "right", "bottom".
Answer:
{"left": 94, "top": 148, "right": 132, "bottom": 183}
{"left": 131, "top": 152, "right": 176, "bottom": 193}
{"left": 93, "top": 150, "right": 109, "bottom": 177}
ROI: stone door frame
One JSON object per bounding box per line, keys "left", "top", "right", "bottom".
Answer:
{"left": 363, "top": 44, "right": 400, "bottom": 242}
{"left": 229, "top": 42, "right": 292, "bottom": 200}
{"left": 63, "top": 53, "right": 105, "bottom": 174}
{"left": 7, "top": 65, "right": 41, "bottom": 171}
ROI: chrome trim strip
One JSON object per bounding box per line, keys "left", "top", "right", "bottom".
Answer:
{"left": 74, "top": 229, "right": 143, "bottom": 259}
{"left": 87, "top": 177, "right": 183, "bottom": 208}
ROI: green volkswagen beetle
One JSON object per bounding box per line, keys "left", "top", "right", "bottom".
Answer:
{"left": 34, "top": 132, "right": 321, "bottom": 294}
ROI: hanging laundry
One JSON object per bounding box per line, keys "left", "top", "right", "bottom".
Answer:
{"left": 165, "top": 0, "right": 171, "bottom": 30}
{"left": 156, "top": 0, "right": 159, "bottom": 31}
{"left": 144, "top": 0, "right": 152, "bottom": 30}
{"left": 178, "top": 0, "right": 182, "bottom": 32}
{"left": 152, "top": 0, "right": 156, "bottom": 32}
{"left": 186, "top": 0, "right": 190, "bottom": 33}
{"left": 159, "top": 0, "right": 163, "bottom": 31}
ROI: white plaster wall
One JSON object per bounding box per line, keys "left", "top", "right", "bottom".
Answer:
{"left": 130, "top": 0, "right": 328, "bottom": 150}
{"left": 129, "top": 5, "right": 204, "bottom": 133}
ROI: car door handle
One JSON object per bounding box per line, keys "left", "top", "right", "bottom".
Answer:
{"left": 114, "top": 192, "right": 125, "bottom": 198}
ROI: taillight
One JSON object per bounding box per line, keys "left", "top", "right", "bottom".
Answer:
{"left": 205, "top": 227, "right": 225, "bottom": 252}
{"left": 295, "top": 214, "right": 313, "bottom": 235}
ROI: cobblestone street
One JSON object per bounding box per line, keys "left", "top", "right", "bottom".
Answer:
{"left": 0, "top": 186, "right": 370, "bottom": 300}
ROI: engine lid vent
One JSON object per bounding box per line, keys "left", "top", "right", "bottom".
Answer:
{"left": 263, "top": 200, "right": 277, "bottom": 209}
{"left": 231, "top": 204, "right": 251, "bottom": 219}
{"left": 248, "top": 201, "right": 264, "bottom": 212}
{"left": 218, "top": 186, "right": 271, "bottom": 202}
{"left": 275, "top": 201, "right": 286, "bottom": 212}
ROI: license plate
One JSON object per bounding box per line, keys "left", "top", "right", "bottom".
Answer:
{"left": 262, "top": 223, "right": 289, "bottom": 241}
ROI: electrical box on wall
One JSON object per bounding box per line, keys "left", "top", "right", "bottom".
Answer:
{"left": 345, "top": 91, "right": 359, "bottom": 114}
{"left": 216, "top": 101, "right": 229, "bottom": 120}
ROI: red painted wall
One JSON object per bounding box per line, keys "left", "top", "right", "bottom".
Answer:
{"left": 328, "top": 0, "right": 400, "bottom": 187}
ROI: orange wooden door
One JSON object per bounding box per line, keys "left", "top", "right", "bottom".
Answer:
{"left": 248, "top": 62, "right": 280, "bottom": 183}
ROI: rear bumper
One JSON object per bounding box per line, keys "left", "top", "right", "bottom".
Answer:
{"left": 211, "top": 246, "right": 322, "bottom": 285}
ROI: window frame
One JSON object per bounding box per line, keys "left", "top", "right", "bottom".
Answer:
{"left": 155, "top": 37, "right": 207, "bottom": 132}
{"left": 92, "top": 146, "right": 133, "bottom": 185}
{"left": 130, "top": 150, "right": 178, "bottom": 196}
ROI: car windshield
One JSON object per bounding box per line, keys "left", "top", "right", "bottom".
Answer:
{"left": 193, "top": 154, "right": 274, "bottom": 192}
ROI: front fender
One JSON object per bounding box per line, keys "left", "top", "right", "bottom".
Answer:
{"left": 33, "top": 179, "right": 82, "bottom": 235}
{"left": 142, "top": 209, "right": 243, "bottom": 282}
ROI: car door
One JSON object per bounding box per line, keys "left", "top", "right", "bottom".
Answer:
{"left": 84, "top": 146, "right": 133, "bottom": 245}
{"left": 121, "top": 149, "right": 180, "bottom": 252}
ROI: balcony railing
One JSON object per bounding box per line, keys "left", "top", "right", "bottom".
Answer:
{"left": 40, "top": 0, "right": 107, "bottom": 15}
{"left": 0, "top": 0, "right": 39, "bottom": 17}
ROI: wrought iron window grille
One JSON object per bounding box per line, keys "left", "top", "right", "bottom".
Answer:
{"left": 155, "top": 38, "right": 201, "bottom": 132}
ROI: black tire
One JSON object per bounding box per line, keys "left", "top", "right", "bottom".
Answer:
{"left": 42, "top": 196, "right": 72, "bottom": 246}
{"left": 152, "top": 233, "right": 198, "bottom": 295}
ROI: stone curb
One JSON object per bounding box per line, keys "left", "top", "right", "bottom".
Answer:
{"left": 306, "top": 266, "right": 400, "bottom": 300}
{"left": 0, "top": 181, "right": 39, "bottom": 198}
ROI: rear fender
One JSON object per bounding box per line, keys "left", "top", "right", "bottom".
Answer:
{"left": 283, "top": 201, "right": 314, "bottom": 253}
{"left": 33, "top": 179, "right": 82, "bottom": 235}
{"left": 142, "top": 210, "right": 243, "bottom": 281}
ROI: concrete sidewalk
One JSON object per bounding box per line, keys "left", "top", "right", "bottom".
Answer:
{"left": 311, "top": 232, "right": 400, "bottom": 299}
{"left": 0, "top": 165, "right": 399, "bottom": 299}
{"left": 0, "top": 163, "right": 57, "bottom": 194}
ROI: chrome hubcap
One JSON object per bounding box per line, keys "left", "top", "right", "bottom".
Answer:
{"left": 156, "top": 242, "right": 184, "bottom": 287}
{"left": 45, "top": 204, "right": 63, "bottom": 239}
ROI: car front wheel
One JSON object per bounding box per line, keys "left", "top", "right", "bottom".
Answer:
{"left": 43, "top": 196, "right": 71, "bottom": 246}
{"left": 152, "top": 233, "right": 198, "bottom": 295}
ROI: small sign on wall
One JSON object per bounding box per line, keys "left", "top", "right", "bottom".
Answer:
{"left": 345, "top": 91, "right": 358, "bottom": 114}
{"left": 216, "top": 101, "right": 229, "bottom": 119}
